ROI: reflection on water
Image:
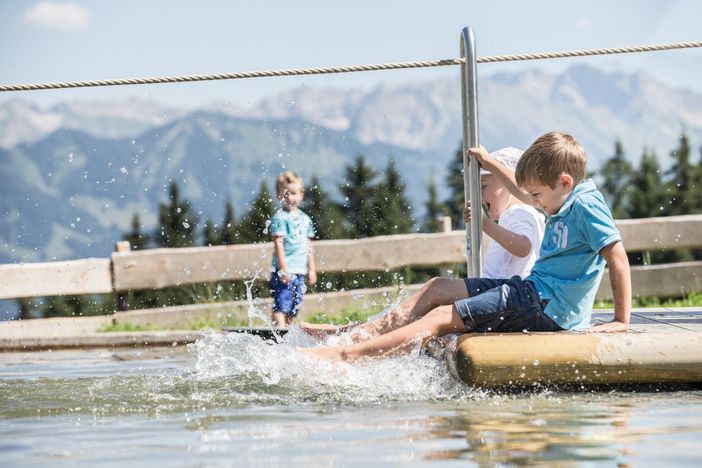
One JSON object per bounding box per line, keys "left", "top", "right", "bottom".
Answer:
{"left": 1, "top": 331, "right": 701, "bottom": 466}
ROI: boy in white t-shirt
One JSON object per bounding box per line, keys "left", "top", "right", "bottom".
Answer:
{"left": 301, "top": 147, "right": 544, "bottom": 341}
{"left": 467, "top": 147, "right": 544, "bottom": 279}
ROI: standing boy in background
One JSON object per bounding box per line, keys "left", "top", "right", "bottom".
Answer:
{"left": 269, "top": 171, "right": 317, "bottom": 327}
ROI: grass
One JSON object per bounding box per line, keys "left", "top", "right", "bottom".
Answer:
{"left": 305, "top": 307, "right": 382, "bottom": 325}
{"left": 98, "top": 292, "right": 702, "bottom": 332}
{"left": 97, "top": 321, "right": 156, "bottom": 332}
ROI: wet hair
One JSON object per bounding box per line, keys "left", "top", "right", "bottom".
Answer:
{"left": 275, "top": 171, "right": 304, "bottom": 196}
{"left": 515, "top": 132, "right": 587, "bottom": 188}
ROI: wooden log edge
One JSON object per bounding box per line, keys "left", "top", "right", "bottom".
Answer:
{"left": 446, "top": 332, "right": 702, "bottom": 387}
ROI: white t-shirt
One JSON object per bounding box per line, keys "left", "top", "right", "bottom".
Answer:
{"left": 483, "top": 204, "right": 545, "bottom": 279}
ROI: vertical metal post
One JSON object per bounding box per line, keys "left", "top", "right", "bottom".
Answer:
{"left": 460, "top": 27, "right": 482, "bottom": 277}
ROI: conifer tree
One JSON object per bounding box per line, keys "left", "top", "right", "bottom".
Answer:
{"left": 202, "top": 218, "right": 219, "bottom": 246}
{"left": 339, "top": 156, "right": 378, "bottom": 238}
{"left": 626, "top": 148, "right": 668, "bottom": 219}
{"left": 156, "top": 182, "right": 199, "bottom": 248}
{"left": 219, "top": 201, "right": 239, "bottom": 245}
{"left": 123, "top": 213, "right": 150, "bottom": 250}
{"left": 600, "top": 140, "right": 632, "bottom": 218}
{"left": 444, "top": 144, "right": 466, "bottom": 229}
{"left": 237, "top": 180, "right": 274, "bottom": 244}
{"left": 372, "top": 159, "right": 414, "bottom": 235}
{"left": 424, "top": 177, "right": 444, "bottom": 232}
{"left": 302, "top": 174, "right": 344, "bottom": 240}
{"left": 667, "top": 133, "right": 693, "bottom": 215}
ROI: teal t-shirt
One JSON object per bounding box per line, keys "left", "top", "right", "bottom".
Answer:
{"left": 526, "top": 179, "right": 621, "bottom": 330}
{"left": 270, "top": 209, "right": 315, "bottom": 274}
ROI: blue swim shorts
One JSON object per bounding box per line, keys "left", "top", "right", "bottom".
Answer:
{"left": 454, "top": 276, "right": 562, "bottom": 333}
{"left": 269, "top": 273, "right": 305, "bottom": 316}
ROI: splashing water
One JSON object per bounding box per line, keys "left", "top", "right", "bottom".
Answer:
{"left": 191, "top": 327, "right": 472, "bottom": 405}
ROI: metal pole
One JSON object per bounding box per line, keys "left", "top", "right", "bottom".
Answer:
{"left": 460, "top": 27, "right": 482, "bottom": 277}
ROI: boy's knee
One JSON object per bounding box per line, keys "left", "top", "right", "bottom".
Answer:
{"left": 424, "top": 306, "right": 456, "bottom": 333}
{"left": 425, "top": 276, "right": 450, "bottom": 292}
{"left": 426, "top": 305, "right": 466, "bottom": 336}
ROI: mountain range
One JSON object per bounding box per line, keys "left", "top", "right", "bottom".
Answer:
{"left": 2, "top": 64, "right": 702, "bottom": 264}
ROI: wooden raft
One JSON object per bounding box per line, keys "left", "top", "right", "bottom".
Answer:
{"left": 444, "top": 308, "right": 702, "bottom": 388}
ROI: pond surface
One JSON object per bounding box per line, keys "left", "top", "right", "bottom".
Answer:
{"left": 1, "top": 329, "right": 701, "bottom": 466}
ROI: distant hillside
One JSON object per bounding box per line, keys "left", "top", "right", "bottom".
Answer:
{"left": 0, "top": 112, "right": 432, "bottom": 263}
{"left": 2, "top": 64, "right": 702, "bottom": 263}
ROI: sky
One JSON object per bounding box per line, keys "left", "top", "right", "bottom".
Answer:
{"left": 0, "top": 0, "right": 701, "bottom": 109}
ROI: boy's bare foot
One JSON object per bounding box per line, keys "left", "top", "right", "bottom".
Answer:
{"left": 298, "top": 346, "right": 348, "bottom": 361}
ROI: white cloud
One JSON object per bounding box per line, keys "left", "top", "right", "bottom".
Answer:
{"left": 24, "top": 2, "right": 90, "bottom": 31}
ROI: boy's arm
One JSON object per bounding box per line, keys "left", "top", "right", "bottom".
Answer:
{"left": 463, "top": 202, "right": 532, "bottom": 257}
{"left": 307, "top": 237, "right": 317, "bottom": 284}
{"left": 591, "top": 241, "right": 631, "bottom": 332}
{"left": 272, "top": 235, "right": 289, "bottom": 283}
{"left": 483, "top": 219, "right": 532, "bottom": 257}
{"left": 467, "top": 147, "right": 533, "bottom": 205}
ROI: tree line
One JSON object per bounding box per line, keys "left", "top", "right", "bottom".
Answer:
{"left": 22, "top": 132, "right": 702, "bottom": 318}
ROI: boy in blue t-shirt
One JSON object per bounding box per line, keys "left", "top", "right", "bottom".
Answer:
{"left": 269, "top": 171, "right": 316, "bottom": 327}
{"left": 302, "top": 132, "right": 631, "bottom": 361}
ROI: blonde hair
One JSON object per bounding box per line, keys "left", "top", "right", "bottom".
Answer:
{"left": 275, "top": 171, "right": 304, "bottom": 196}
{"left": 515, "top": 132, "right": 587, "bottom": 188}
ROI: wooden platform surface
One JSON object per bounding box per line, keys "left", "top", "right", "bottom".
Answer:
{"left": 446, "top": 307, "right": 702, "bottom": 388}
{"left": 592, "top": 307, "right": 702, "bottom": 332}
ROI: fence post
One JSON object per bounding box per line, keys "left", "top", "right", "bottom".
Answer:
{"left": 114, "top": 241, "right": 131, "bottom": 312}
{"left": 438, "top": 216, "right": 454, "bottom": 278}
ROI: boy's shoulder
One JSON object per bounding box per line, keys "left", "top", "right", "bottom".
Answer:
{"left": 561, "top": 180, "right": 609, "bottom": 216}
{"left": 271, "top": 209, "right": 288, "bottom": 222}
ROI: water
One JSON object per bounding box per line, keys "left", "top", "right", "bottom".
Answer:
{"left": 1, "top": 331, "right": 702, "bottom": 466}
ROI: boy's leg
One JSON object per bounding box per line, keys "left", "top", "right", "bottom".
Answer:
{"left": 270, "top": 273, "right": 296, "bottom": 328}
{"left": 271, "top": 311, "right": 287, "bottom": 327}
{"left": 300, "top": 277, "right": 468, "bottom": 340}
{"left": 301, "top": 304, "right": 466, "bottom": 361}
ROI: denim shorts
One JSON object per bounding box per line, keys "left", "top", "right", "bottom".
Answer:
{"left": 454, "top": 276, "right": 562, "bottom": 333}
{"left": 269, "top": 273, "right": 305, "bottom": 316}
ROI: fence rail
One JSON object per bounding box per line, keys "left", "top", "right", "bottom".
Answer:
{"left": 1, "top": 215, "right": 701, "bottom": 302}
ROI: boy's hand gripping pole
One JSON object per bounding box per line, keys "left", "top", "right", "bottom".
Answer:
{"left": 460, "top": 26, "right": 482, "bottom": 277}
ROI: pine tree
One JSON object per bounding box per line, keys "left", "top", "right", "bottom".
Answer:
{"left": 371, "top": 159, "right": 414, "bottom": 235}
{"left": 156, "top": 181, "right": 199, "bottom": 248}
{"left": 219, "top": 201, "right": 240, "bottom": 245}
{"left": 424, "top": 177, "right": 444, "bottom": 232}
{"left": 302, "top": 174, "right": 345, "bottom": 240}
{"left": 667, "top": 132, "right": 693, "bottom": 215}
{"left": 237, "top": 180, "right": 274, "bottom": 244}
{"left": 444, "top": 144, "right": 466, "bottom": 229}
{"left": 123, "top": 213, "right": 150, "bottom": 250}
{"left": 202, "top": 218, "right": 219, "bottom": 246}
{"left": 626, "top": 148, "right": 668, "bottom": 219}
{"left": 600, "top": 140, "right": 633, "bottom": 218}
{"left": 339, "top": 156, "right": 378, "bottom": 238}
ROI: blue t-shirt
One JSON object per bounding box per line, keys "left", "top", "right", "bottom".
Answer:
{"left": 526, "top": 179, "right": 621, "bottom": 330}
{"left": 270, "top": 209, "right": 315, "bottom": 274}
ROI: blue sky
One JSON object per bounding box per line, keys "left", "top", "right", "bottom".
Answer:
{"left": 1, "top": 0, "right": 700, "bottom": 108}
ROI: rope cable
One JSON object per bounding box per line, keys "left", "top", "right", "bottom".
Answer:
{"left": 1, "top": 41, "right": 700, "bottom": 92}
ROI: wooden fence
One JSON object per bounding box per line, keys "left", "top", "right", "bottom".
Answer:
{"left": 1, "top": 215, "right": 701, "bottom": 303}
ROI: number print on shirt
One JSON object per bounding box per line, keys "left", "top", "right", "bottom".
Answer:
{"left": 552, "top": 221, "right": 569, "bottom": 249}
